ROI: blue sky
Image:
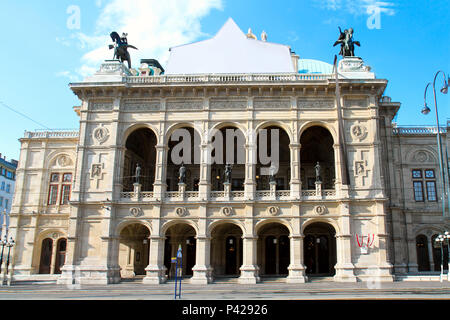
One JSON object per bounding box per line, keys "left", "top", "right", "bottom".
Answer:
{"left": 0, "top": 0, "right": 449, "bottom": 161}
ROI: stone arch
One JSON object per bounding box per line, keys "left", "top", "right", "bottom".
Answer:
{"left": 44, "top": 151, "right": 76, "bottom": 170}
{"left": 414, "top": 225, "right": 447, "bottom": 238}
{"left": 35, "top": 229, "right": 68, "bottom": 275}
{"left": 255, "top": 220, "right": 291, "bottom": 276}
{"left": 209, "top": 122, "right": 249, "bottom": 144}
{"left": 207, "top": 219, "right": 246, "bottom": 237}
{"left": 165, "top": 122, "right": 204, "bottom": 144}
{"left": 301, "top": 218, "right": 340, "bottom": 236}
{"left": 255, "top": 121, "right": 293, "bottom": 143}
{"left": 298, "top": 121, "right": 337, "bottom": 145}
{"left": 255, "top": 218, "right": 293, "bottom": 236}
{"left": 121, "top": 123, "right": 160, "bottom": 147}
{"left": 161, "top": 219, "right": 199, "bottom": 237}
{"left": 117, "top": 222, "right": 152, "bottom": 278}
{"left": 405, "top": 147, "right": 438, "bottom": 164}
{"left": 115, "top": 219, "right": 152, "bottom": 237}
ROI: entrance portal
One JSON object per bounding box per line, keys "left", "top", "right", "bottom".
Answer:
{"left": 163, "top": 224, "right": 197, "bottom": 278}
{"left": 257, "top": 223, "right": 290, "bottom": 276}
{"left": 304, "top": 222, "right": 336, "bottom": 276}
{"left": 211, "top": 223, "right": 243, "bottom": 277}
{"left": 118, "top": 224, "right": 150, "bottom": 278}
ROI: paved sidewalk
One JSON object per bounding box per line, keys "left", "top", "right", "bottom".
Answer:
{"left": 0, "top": 280, "right": 449, "bottom": 300}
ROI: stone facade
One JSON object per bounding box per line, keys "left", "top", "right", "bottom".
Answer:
{"left": 7, "top": 24, "right": 450, "bottom": 285}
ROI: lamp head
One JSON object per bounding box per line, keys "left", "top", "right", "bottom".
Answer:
{"left": 421, "top": 104, "right": 431, "bottom": 115}
{"left": 441, "top": 80, "right": 448, "bottom": 94}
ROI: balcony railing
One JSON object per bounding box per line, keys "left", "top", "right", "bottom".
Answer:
{"left": 120, "top": 189, "right": 337, "bottom": 201}
{"left": 126, "top": 73, "right": 332, "bottom": 85}
{"left": 24, "top": 130, "right": 79, "bottom": 139}
{"left": 393, "top": 127, "right": 447, "bottom": 135}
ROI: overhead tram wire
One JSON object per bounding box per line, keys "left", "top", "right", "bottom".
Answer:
{"left": 0, "top": 100, "right": 51, "bottom": 130}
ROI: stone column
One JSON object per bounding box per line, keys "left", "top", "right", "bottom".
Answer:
{"left": 287, "top": 234, "right": 307, "bottom": 283}
{"left": 427, "top": 236, "right": 435, "bottom": 271}
{"left": 49, "top": 239, "right": 58, "bottom": 275}
{"left": 239, "top": 236, "right": 260, "bottom": 284}
{"left": 198, "top": 144, "right": 211, "bottom": 201}
{"left": 334, "top": 203, "right": 357, "bottom": 282}
{"left": 374, "top": 201, "right": 394, "bottom": 281}
{"left": 153, "top": 145, "right": 168, "bottom": 201}
{"left": 289, "top": 143, "right": 301, "bottom": 199}
{"left": 244, "top": 143, "right": 257, "bottom": 200}
{"left": 405, "top": 212, "right": 418, "bottom": 272}
{"left": 191, "top": 236, "right": 213, "bottom": 284}
{"left": 144, "top": 218, "right": 166, "bottom": 284}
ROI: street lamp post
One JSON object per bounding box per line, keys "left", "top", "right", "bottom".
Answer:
{"left": 421, "top": 70, "right": 450, "bottom": 217}
{"left": 434, "top": 231, "right": 450, "bottom": 282}
{"left": 4, "top": 236, "right": 15, "bottom": 286}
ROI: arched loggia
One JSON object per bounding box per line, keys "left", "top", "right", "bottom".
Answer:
{"left": 256, "top": 126, "right": 291, "bottom": 191}
{"left": 122, "top": 128, "right": 157, "bottom": 192}
{"left": 300, "top": 126, "right": 335, "bottom": 190}
{"left": 166, "top": 127, "right": 201, "bottom": 191}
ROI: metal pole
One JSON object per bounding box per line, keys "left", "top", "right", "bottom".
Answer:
{"left": 440, "top": 242, "right": 444, "bottom": 283}
{"left": 431, "top": 71, "right": 450, "bottom": 217}
{"left": 174, "top": 257, "right": 178, "bottom": 299}
{"left": 179, "top": 254, "right": 182, "bottom": 299}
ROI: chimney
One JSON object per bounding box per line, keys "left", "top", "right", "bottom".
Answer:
{"left": 291, "top": 51, "right": 299, "bottom": 73}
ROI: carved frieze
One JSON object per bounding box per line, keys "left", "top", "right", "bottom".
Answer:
{"left": 90, "top": 101, "right": 113, "bottom": 111}
{"left": 166, "top": 100, "right": 203, "bottom": 110}
{"left": 123, "top": 99, "right": 160, "bottom": 111}
{"left": 210, "top": 99, "right": 247, "bottom": 109}
{"left": 297, "top": 98, "right": 334, "bottom": 109}
{"left": 254, "top": 98, "right": 290, "bottom": 109}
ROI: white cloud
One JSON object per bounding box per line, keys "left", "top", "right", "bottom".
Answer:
{"left": 317, "top": 0, "right": 396, "bottom": 16}
{"left": 72, "top": 0, "right": 223, "bottom": 78}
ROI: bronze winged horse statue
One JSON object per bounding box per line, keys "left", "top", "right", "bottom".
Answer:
{"left": 109, "top": 32, "right": 138, "bottom": 69}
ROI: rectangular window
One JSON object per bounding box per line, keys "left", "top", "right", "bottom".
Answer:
{"left": 63, "top": 173, "right": 72, "bottom": 183}
{"left": 6, "top": 171, "right": 12, "bottom": 179}
{"left": 412, "top": 169, "right": 422, "bottom": 178}
{"left": 4, "top": 199, "right": 8, "bottom": 210}
{"left": 1, "top": 168, "right": 5, "bottom": 176}
{"left": 426, "top": 181, "right": 437, "bottom": 201}
{"left": 51, "top": 173, "right": 60, "bottom": 183}
{"left": 425, "top": 169, "right": 435, "bottom": 179}
{"left": 48, "top": 185, "right": 58, "bottom": 205}
{"left": 0, "top": 197, "right": 3, "bottom": 207}
{"left": 0, "top": 182, "right": 4, "bottom": 191}
{"left": 5, "top": 184, "right": 10, "bottom": 193}
{"left": 413, "top": 181, "right": 424, "bottom": 202}
{"left": 60, "top": 185, "right": 71, "bottom": 205}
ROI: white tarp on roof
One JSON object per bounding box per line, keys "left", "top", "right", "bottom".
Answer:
{"left": 165, "top": 18, "right": 295, "bottom": 75}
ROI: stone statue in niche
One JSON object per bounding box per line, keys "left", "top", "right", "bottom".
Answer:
{"left": 224, "top": 164, "right": 232, "bottom": 184}
{"left": 315, "top": 162, "right": 322, "bottom": 182}
{"left": 179, "top": 163, "right": 186, "bottom": 184}
{"left": 135, "top": 163, "right": 141, "bottom": 184}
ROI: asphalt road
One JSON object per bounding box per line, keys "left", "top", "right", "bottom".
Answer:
{"left": 0, "top": 280, "right": 449, "bottom": 300}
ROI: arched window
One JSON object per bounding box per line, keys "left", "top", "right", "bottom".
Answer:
{"left": 416, "top": 235, "right": 430, "bottom": 272}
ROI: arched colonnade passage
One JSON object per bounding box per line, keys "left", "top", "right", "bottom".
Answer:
{"left": 108, "top": 219, "right": 342, "bottom": 284}
{"left": 120, "top": 124, "right": 336, "bottom": 196}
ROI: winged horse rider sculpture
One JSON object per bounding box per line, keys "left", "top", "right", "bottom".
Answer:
{"left": 333, "top": 27, "right": 360, "bottom": 57}
{"left": 109, "top": 32, "right": 138, "bottom": 69}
